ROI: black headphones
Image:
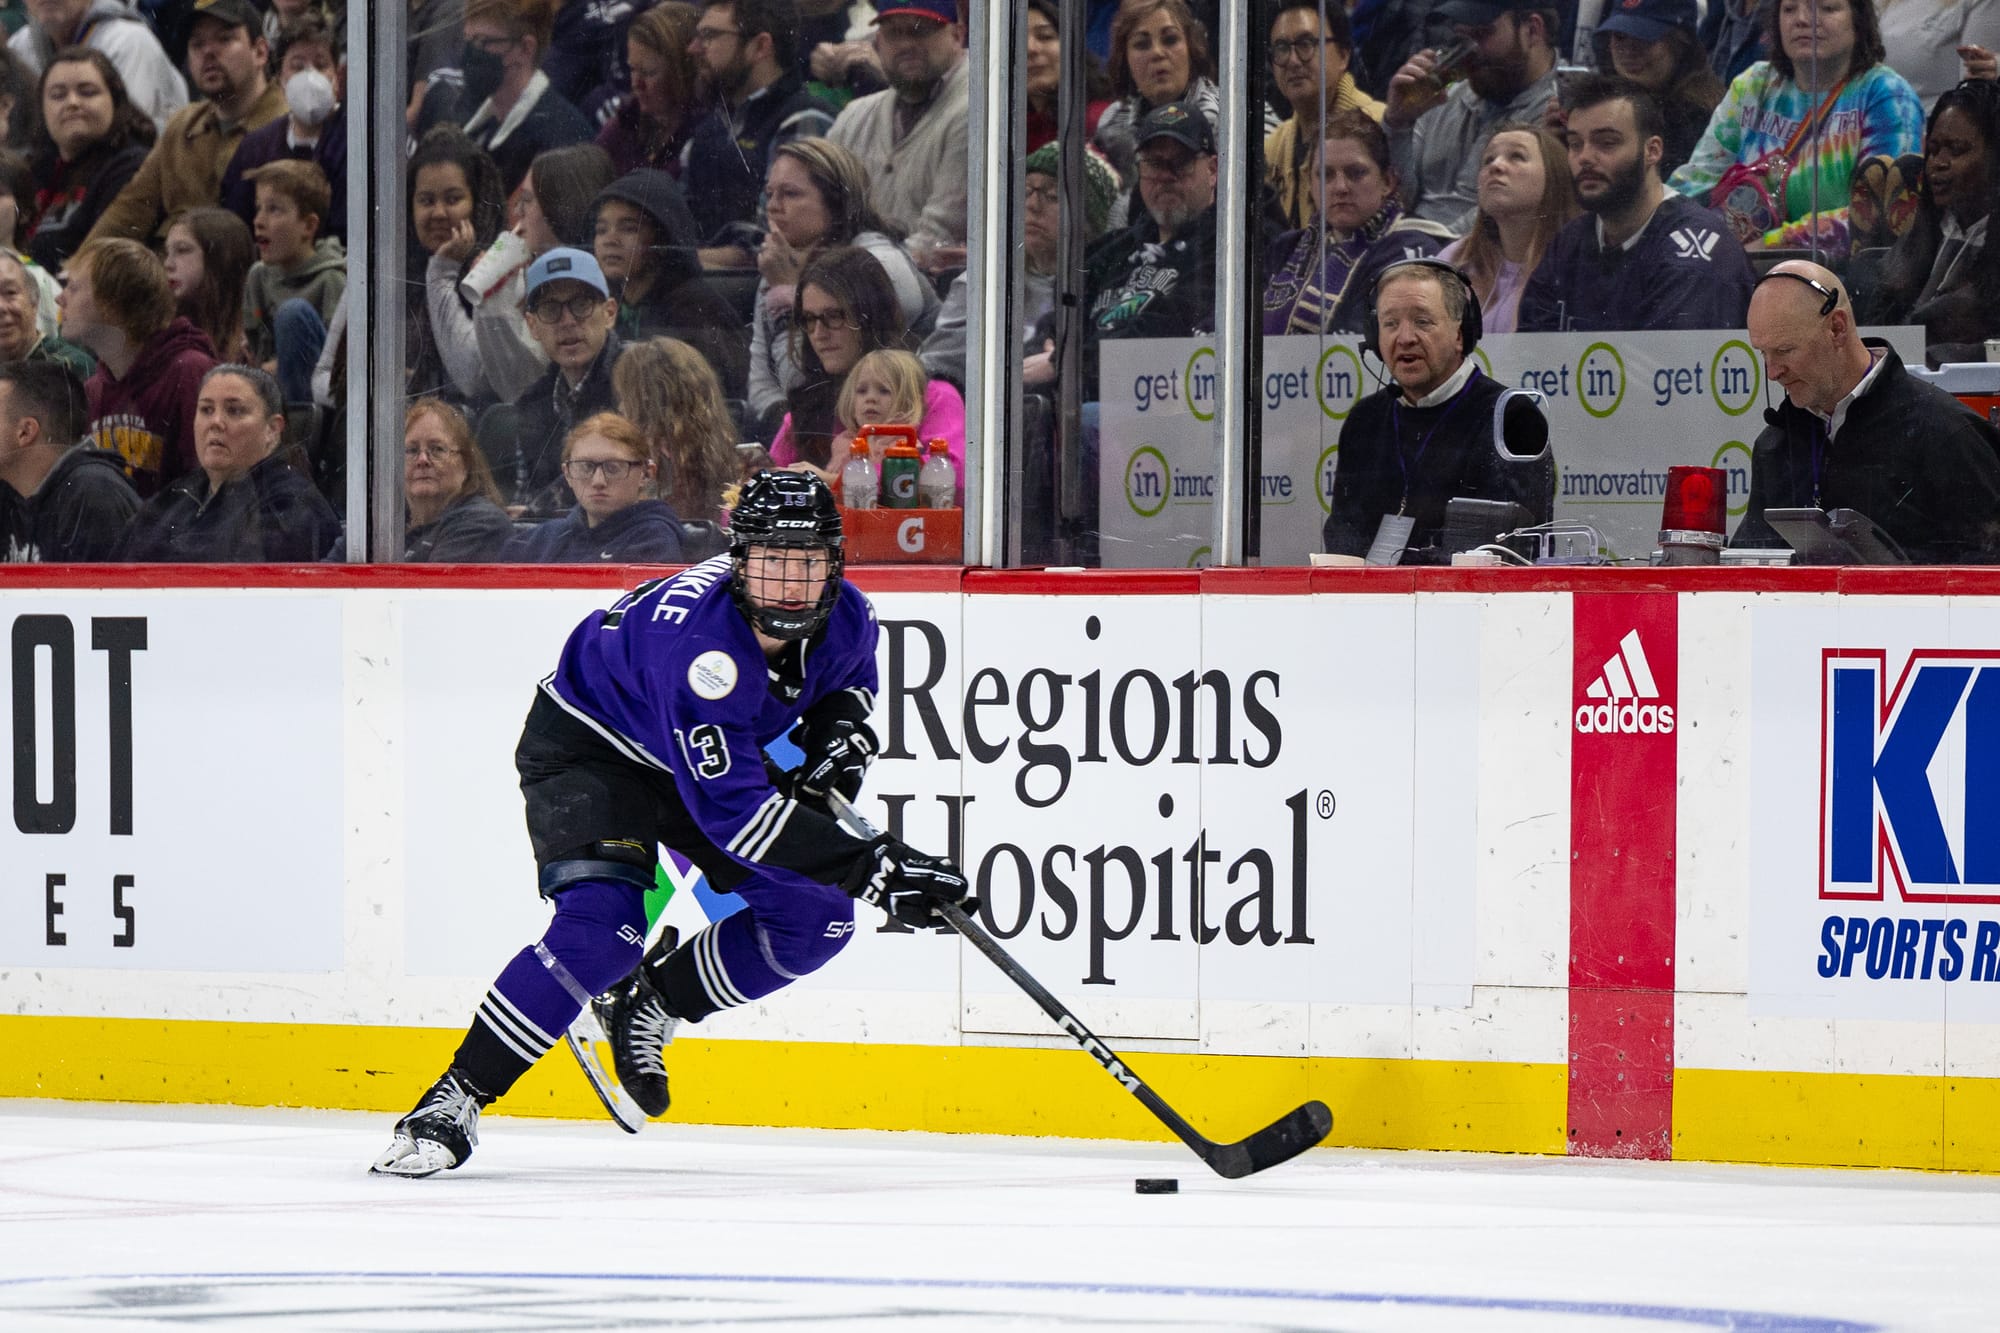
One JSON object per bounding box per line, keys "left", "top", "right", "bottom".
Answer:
{"left": 1360, "top": 257, "right": 1484, "bottom": 363}
{"left": 1753, "top": 267, "right": 1840, "bottom": 317}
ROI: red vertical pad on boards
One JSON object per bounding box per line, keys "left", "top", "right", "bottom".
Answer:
{"left": 1568, "top": 592, "right": 1678, "bottom": 1157}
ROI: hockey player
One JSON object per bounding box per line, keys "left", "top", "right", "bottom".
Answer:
{"left": 372, "top": 469, "right": 974, "bottom": 1177}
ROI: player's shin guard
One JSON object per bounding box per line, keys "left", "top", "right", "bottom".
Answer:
{"left": 451, "top": 880, "right": 649, "bottom": 1100}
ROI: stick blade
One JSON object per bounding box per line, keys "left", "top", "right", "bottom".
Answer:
{"left": 1205, "top": 1100, "right": 1333, "bottom": 1179}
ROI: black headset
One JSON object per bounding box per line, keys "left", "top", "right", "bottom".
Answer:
{"left": 1360, "top": 257, "right": 1484, "bottom": 363}
{"left": 1752, "top": 267, "right": 1840, "bottom": 316}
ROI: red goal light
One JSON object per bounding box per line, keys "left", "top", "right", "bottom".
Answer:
{"left": 1659, "top": 465, "right": 1727, "bottom": 565}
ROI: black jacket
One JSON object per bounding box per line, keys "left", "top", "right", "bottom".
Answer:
{"left": 1076, "top": 204, "right": 1219, "bottom": 389}
{"left": 467, "top": 85, "right": 594, "bottom": 195}
{"left": 501, "top": 498, "right": 687, "bottom": 563}
{"left": 502, "top": 332, "right": 624, "bottom": 518}
{"left": 682, "top": 72, "right": 835, "bottom": 244}
{"left": 118, "top": 454, "right": 341, "bottom": 562}
{"left": 0, "top": 446, "right": 141, "bottom": 562}
{"left": 597, "top": 170, "right": 751, "bottom": 398}
{"left": 1518, "top": 195, "right": 1757, "bottom": 333}
{"left": 1324, "top": 365, "right": 1554, "bottom": 562}
{"left": 27, "top": 142, "right": 150, "bottom": 274}
{"left": 1732, "top": 341, "right": 2000, "bottom": 563}
{"left": 403, "top": 493, "right": 515, "bottom": 561}
{"left": 219, "top": 112, "right": 348, "bottom": 243}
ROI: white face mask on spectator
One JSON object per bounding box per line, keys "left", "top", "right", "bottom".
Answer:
{"left": 284, "top": 69, "right": 337, "bottom": 127}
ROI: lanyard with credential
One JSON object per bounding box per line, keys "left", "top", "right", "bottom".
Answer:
{"left": 1809, "top": 418, "right": 1826, "bottom": 509}
{"left": 1389, "top": 367, "right": 1482, "bottom": 516}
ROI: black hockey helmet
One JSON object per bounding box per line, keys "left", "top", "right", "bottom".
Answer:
{"left": 728, "top": 469, "right": 845, "bottom": 641}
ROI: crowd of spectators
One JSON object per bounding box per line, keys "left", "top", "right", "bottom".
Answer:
{"left": 2, "top": 0, "right": 2000, "bottom": 568}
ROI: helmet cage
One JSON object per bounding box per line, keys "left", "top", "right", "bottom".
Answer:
{"left": 728, "top": 471, "right": 845, "bottom": 641}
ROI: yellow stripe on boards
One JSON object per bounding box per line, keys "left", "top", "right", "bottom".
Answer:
{"left": 1673, "top": 1068, "right": 1971, "bottom": 1171}
{"left": 0, "top": 1015, "right": 1563, "bottom": 1156}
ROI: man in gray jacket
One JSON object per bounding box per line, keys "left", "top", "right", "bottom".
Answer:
{"left": 10, "top": 0, "right": 187, "bottom": 133}
{"left": 1383, "top": 0, "right": 1558, "bottom": 233}
{"left": 826, "top": 0, "right": 968, "bottom": 269}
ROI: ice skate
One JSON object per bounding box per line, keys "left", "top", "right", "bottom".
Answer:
{"left": 370, "top": 1068, "right": 489, "bottom": 1177}
{"left": 594, "top": 929, "right": 679, "bottom": 1118}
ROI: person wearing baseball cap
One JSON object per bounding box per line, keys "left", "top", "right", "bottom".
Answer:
{"left": 81, "top": 0, "right": 286, "bottom": 247}
{"left": 1382, "top": 0, "right": 1559, "bottom": 232}
{"left": 1076, "top": 99, "right": 1218, "bottom": 385}
{"left": 826, "top": 0, "right": 969, "bottom": 270}
{"left": 1597, "top": 0, "right": 1721, "bottom": 176}
{"left": 502, "top": 247, "right": 625, "bottom": 517}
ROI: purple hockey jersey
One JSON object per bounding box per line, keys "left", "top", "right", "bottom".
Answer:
{"left": 540, "top": 555, "right": 880, "bottom": 888}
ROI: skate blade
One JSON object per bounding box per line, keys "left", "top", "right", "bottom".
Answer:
{"left": 565, "top": 1006, "right": 647, "bottom": 1133}
{"left": 370, "top": 1134, "right": 458, "bottom": 1178}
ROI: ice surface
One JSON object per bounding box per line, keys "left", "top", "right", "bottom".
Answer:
{"left": 1, "top": 1101, "right": 1995, "bottom": 1331}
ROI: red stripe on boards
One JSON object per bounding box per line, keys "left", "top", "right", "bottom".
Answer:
{"left": 1568, "top": 592, "right": 1678, "bottom": 1158}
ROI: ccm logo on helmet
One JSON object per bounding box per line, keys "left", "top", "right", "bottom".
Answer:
{"left": 1574, "top": 629, "right": 1676, "bottom": 735}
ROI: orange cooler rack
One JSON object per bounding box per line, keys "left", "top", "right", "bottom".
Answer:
{"left": 840, "top": 506, "right": 963, "bottom": 564}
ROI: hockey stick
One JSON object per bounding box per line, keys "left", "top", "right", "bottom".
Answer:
{"left": 826, "top": 792, "right": 1334, "bottom": 1180}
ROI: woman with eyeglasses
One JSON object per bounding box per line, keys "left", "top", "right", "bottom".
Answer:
{"left": 747, "top": 136, "right": 935, "bottom": 442}
{"left": 1265, "top": 1, "right": 1383, "bottom": 230}
{"left": 501, "top": 411, "right": 688, "bottom": 562}
{"left": 402, "top": 398, "right": 514, "bottom": 561}
{"left": 771, "top": 245, "right": 953, "bottom": 483}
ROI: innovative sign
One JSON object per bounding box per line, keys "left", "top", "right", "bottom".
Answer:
{"left": 1100, "top": 329, "right": 1922, "bottom": 566}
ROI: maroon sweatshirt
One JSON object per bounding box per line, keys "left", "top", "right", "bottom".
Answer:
{"left": 84, "top": 317, "right": 218, "bottom": 498}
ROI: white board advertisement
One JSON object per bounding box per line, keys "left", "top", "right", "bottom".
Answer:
{"left": 860, "top": 591, "right": 1476, "bottom": 1040}
{"left": 1099, "top": 329, "right": 1924, "bottom": 567}
{"left": 1749, "top": 598, "right": 2000, "bottom": 1022}
{"left": 0, "top": 594, "right": 343, "bottom": 971}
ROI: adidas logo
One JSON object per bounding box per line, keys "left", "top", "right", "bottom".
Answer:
{"left": 1671, "top": 227, "right": 1720, "bottom": 262}
{"left": 1575, "top": 630, "right": 1675, "bottom": 735}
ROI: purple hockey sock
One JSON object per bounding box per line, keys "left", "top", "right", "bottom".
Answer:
{"left": 449, "top": 880, "right": 647, "bottom": 1099}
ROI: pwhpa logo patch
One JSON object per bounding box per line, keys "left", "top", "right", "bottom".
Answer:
{"left": 1820, "top": 649, "right": 2000, "bottom": 904}
{"left": 688, "top": 650, "right": 738, "bottom": 700}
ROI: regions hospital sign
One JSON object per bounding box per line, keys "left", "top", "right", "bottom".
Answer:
{"left": 1100, "top": 329, "right": 1922, "bottom": 566}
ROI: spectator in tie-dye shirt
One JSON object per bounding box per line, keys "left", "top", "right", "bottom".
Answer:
{"left": 1668, "top": 0, "right": 1921, "bottom": 255}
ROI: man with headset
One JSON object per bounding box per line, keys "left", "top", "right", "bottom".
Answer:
{"left": 1732, "top": 260, "right": 2000, "bottom": 563}
{"left": 1323, "top": 258, "right": 1554, "bottom": 563}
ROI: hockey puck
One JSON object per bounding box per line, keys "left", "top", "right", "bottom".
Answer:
{"left": 1134, "top": 1177, "right": 1179, "bottom": 1194}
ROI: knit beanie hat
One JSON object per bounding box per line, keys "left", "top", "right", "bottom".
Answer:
{"left": 1024, "top": 141, "right": 1120, "bottom": 241}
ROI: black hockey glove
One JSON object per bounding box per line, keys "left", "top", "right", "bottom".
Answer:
{"left": 843, "top": 835, "right": 977, "bottom": 929}
{"left": 790, "top": 716, "right": 879, "bottom": 803}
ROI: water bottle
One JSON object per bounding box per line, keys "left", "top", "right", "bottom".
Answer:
{"left": 840, "top": 439, "right": 878, "bottom": 510}
{"left": 878, "top": 431, "right": 923, "bottom": 509}
{"left": 918, "top": 437, "right": 955, "bottom": 509}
